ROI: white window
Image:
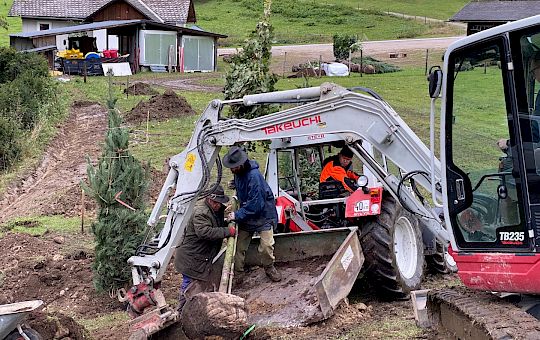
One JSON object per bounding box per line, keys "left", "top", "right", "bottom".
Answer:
{"left": 37, "top": 22, "right": 51, "bottom": 31}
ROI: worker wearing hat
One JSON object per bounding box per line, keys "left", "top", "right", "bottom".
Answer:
{"left": 319, "top": 146, "right": 360, "bottom": 196}
{"left": 174, "top": 184, "right": 237, "bottom": 312}
{"left": 223, "top": 146, "right": 281, "bottom": 283}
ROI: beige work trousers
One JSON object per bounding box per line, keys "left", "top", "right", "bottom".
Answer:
{"left": 234, "top": 229, "right": 275, "bottom": 273}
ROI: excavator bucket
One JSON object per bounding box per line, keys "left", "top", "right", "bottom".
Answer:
{"left": 210, "top": 226, "right": 364, "bottom": 327}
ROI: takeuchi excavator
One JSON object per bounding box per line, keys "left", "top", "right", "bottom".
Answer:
{"left": 120, "top": 14, "right": 540, "bottom": 340}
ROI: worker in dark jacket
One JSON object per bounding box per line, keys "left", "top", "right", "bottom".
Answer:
{"left": 174, "top": 185, "right": 236, "bottom": 312}
{"left": 223, "top": 146, "right": 281, "bottom": 282}
{"left": 319, "top": 146, "right": 360, "bottom": 197}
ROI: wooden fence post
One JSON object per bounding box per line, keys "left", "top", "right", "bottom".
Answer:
{"left": 425, "top": 49, "right": 429, "bottom": 76}
{"left": 282, "top": 51, "right": 287, "bottom": 78}
{"left": 81, "top": 188, "right": 85, "bottom": 234}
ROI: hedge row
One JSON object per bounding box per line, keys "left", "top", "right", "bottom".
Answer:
{"left": 0, "top": 48, "right": 59, "bottom": 170}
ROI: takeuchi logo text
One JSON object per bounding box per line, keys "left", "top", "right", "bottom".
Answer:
{"left": 262, "top": 116, "right": 322, "bottom": 135}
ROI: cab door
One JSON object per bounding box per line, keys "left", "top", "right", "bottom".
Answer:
{"left": 444, "top": 36, "right": 531, "bottom": 251}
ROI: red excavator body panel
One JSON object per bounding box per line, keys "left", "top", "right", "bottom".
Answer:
{"left": 450, "top": 247, "right": 540, "bottom": 294}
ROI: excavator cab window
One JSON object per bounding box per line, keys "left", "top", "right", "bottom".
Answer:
{"left": 277, "top": 147, "right": 323, "bottom": 200}
{"left": 445, "top": 37, "right": 529, "bottom": 250}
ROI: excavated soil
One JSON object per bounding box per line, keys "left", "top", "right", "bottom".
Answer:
{"left": 0, "top": 231, "right": 184, "bottom": 339}
{"left": 124, "top": 82, "right": 159, "bottom": 96}
{"left": 125, "top": 90, "right": 196, "bottom": 124}
{"left": 234, "top": 257, "right": 331, "bottom": 327}
{"left": 0, "top": 232, "right": 121, "bottom": 317}
{"left": 27, "top": 311, "right": 90, "bottom": 339}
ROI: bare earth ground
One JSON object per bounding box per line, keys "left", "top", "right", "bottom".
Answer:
{"left": 0, "top": 101, "right": 107, "bottom": 224}
{"left": 0, "top": 39, "right": 462, "bottom": 339}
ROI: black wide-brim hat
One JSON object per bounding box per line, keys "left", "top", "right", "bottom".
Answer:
{"left": 208, "top": 184, "right": 230, "bottom": 204}
{"left": 223, "top": 146, "right": 248, "bottom": 168}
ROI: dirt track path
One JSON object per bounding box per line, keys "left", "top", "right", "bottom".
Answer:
{"left": 219, "top": 36, "right": 464, "bottom": 61}
{"left": 0, "top": 102, "right": 107, "bottom": 223}
{"left": 141, "top": 76, "right": 222, "bottom": 92}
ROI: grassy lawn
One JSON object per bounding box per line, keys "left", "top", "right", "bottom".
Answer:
{"left": 341, "top": 0, "right": 468, "bottom": 21}
{"left": 0, "top": 0, "right": 21, "bottom": 46}
{"left": 0, "top": 215, "right": 83, "bottom": 236}
{"left": 196, "top": 0, "right": 465, "bottom": 46}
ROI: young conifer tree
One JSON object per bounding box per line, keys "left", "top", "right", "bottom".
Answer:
{"left": 85, "top": 75, "right": 149, "bottom": 292}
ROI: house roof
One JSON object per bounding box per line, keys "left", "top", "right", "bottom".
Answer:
{"left": 9, "top": 19, "right": 227, "bottom": 39}
{"left": 9, "top": 0, "right": 194, "bottom": 24}
{"left": 10, "top": 19, "right": 142, "bottom": 38}
{"left": 451, "top": 1, "right": 540, "bottom": 22}
{"left": 86, "top": 0, "right": 163, "bottom": 23}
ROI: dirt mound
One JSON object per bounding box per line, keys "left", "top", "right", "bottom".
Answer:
{"left": 0, "top": 232, "right": 122, "bottom": 318}
{"left": 124, "top": 82, "right": 159, "bottom": 96}
{"left": 125, "top": 90, "right": 196, "bottom": 124}
{"left": 28, "top": 311, "right": 90, "bottom": 339}
{"left": 0, "top": 101, "right": 107, "bottom": 223}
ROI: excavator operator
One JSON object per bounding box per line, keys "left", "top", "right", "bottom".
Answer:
{"left": 319, "top": 146, "right": 360, "bottom": 199}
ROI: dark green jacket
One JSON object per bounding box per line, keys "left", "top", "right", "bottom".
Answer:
{"left": 174, "top": 200, "right": 231, "bottom": 281}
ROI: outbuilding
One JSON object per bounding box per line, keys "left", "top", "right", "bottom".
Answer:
{"left": 8, "top": 0, "right": 226, "bottom": 73}
{"left": 451, "top": 1, "right": 540, "bottom": 35}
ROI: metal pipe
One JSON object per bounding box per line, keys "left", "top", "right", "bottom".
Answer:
{"left": 243, "top": 86, "right": 322, "bottom": 106}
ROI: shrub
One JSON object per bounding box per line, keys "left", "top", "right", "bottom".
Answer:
{"left": 351, "top": 56, "right": 401, "bottom": 74}
{"left": 0, "top": 116, "right": 22, "bottom": 170}
{"left": 333, "top": 34, "right": 360, "bottom": 61}
{"left": 0, "top": 72, "right": 58, "bottom": 130}
{"left": 0, "top": 48, "right": 49, "bottom": 84}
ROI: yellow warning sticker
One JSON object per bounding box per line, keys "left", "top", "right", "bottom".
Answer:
{"left": 184, "top": 153, "right": 196, "bottom": 172}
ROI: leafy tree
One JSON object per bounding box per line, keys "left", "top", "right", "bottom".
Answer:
{"left": 223, "top": 0, "right": 278, "bottom": 120}
{"left": 333, "top": 34, "right": 361, "bottom": 61}
{"left": 84, "top": 79, "right": 149, "bottom": 292}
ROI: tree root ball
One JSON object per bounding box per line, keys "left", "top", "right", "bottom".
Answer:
{"left": 181, "top": 292, "right": 248, "bottom": 340}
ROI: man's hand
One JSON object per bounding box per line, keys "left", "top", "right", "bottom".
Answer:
{"left": 228, "top": 225, "right": 237, "bottom": 237}
{"left": 227, "top": 212, "right": 235, "bottom": 221}
{"left": 224, "top": 202, "right": 234, "bottom": 215}
{"left": 497, "top": 138, "right": 509, "bottom": 151}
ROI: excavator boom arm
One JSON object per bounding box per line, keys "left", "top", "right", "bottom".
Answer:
{"left": 128, "top": 83, "right": 447, "bottom": 285}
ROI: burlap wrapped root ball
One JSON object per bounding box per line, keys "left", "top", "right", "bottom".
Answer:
{"left": 181, "top": 292, "right": 248, "bottom": 339}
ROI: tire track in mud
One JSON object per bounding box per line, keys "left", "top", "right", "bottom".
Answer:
{"left": 140, "top": 75, "right": 222, "bottom": 93}
{"left": 0, "top": 102, "right": 108, "bottom": 223}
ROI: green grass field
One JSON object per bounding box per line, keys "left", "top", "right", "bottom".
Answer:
{"left": 0, "top": 0, "right": 21, "bottom": 46}
{"left": 196, "top": 0, "right": 465, "bottom": 46}
{"left": 340, "top": 0, "right": 468, "bottom": 20}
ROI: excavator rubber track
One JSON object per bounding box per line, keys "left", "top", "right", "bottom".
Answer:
{"left": 427, "top": 288, "right": 540, "bottom": 339}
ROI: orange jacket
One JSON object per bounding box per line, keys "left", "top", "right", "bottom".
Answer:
{"left": 319, "top": 155, "right": 360, "bottom": 192}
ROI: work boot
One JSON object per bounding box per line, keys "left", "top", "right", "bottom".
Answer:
{"left": 264, "top": 265, "right": 282, "bottom": 282}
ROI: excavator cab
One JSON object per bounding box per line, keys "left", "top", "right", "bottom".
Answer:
{"left": 441, "top": 18, "right": 540, "bottom": 294}
{"left": 268, "top": 138, "right": 383, "bottom": 232}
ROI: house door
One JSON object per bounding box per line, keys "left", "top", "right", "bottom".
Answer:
{"left": 182, "top": 36, "right": 214, "bottom": 71}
